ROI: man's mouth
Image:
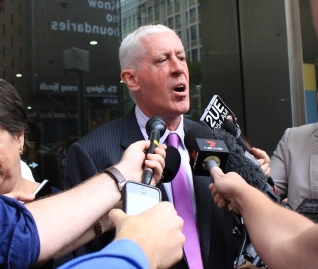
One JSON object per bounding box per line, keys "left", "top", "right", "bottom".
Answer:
{"left": 174, "top": 85, "right": 185, "bottom": 92}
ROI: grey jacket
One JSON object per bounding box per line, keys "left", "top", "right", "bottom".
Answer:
{"left": 270, "top": 123, "right": 318, "bottom": 210}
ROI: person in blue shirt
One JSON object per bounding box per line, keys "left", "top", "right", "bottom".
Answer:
{"left": 1, "top": 140, "right": 185, "bottom": 269}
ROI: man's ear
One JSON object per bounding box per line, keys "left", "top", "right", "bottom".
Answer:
{"left": 121, "top": 69, "right": 140, "bottom": 92}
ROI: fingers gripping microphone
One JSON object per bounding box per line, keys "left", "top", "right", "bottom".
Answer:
{"left": 185, "top": 124, "right": 280, "bottom": 202}
{"left": 200, "top": 95, "right": 279, "bottom": 200}
{"left": 142, "top": 116, "right": 166, "bottom": 185}
{"left": 185, "top": 124, "right": 266, "bottom": 190}
{"left": 156, "top": 145, "right": 181, "bottom": 187}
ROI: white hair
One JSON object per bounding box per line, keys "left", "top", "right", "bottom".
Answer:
{"left": 119, "top": 24, "right": 179, "bottom": 71}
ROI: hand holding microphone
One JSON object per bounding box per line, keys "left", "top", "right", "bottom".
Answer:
{"left": 209, "top": 164, "right": 245, "bottom": 215}
{"left": 200, "top": 95, "right": 278, "bottom": 197}
{"left": 142, "top": 116, "right": 166, "bottom": 185}
{"left": 185, "top": 124, "right": 280, "bottom": 203}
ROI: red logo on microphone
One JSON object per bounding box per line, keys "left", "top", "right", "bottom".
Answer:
{"left": 205, "top": 140, "right": 216, "bottom": 147}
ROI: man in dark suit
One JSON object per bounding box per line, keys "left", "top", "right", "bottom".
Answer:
{"left": 65, "top": 24, "right": 235, "bottom": 269}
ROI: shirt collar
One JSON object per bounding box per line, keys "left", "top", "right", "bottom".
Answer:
{"left": 135, "top": 105, "right": 185, "bottom": 147}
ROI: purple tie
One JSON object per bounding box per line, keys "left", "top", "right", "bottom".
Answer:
{"left": 166, "top": 133, "right": 203, "bottom": 269}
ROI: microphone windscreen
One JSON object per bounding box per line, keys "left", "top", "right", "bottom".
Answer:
{"left": 160, "top": 145, "right": 181, "bottom": 183}
{"left": 185, "top": 125, "right": 267, "bottom": 191}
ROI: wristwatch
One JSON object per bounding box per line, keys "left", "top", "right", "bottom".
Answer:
{"left": 103, "top": 166, "right": 127, "bottom": 192}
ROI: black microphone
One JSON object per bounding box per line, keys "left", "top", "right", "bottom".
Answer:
{"left": 185, "top": 124, "right": 280, "bottom": 202}
{"left": 221, "top": 118, "right": 251, "bottom": 153}
{"left": 221, "top": 118, "right": 260, "bottom": 167}
{"left": 201, "top": 95, "right": 278, "bottom": 194}
{"left": 142, "top": 116, "right": 166, "bottom": 185}
{"left": 185, "top": 135, "right": 230, "bottom": 176}
{"left": 156, "top": 145, "right": 181, "bottom": 187}
{"left": 221, "top": 118, "right": 277, "bottom": 191}
{"left": 200, "top": 95, "right": 237, "bottom": 130}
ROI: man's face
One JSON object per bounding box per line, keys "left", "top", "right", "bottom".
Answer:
{"left": 132, "top": 32, "right": 190, "bottom": 124}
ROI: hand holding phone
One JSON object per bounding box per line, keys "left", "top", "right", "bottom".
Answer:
{"left": 123, "top": 181, "right": 161, "bottom": 215}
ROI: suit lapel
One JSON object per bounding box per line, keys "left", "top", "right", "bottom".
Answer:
{"left": 121, "top": 107, "right": 145, "bottom": 149}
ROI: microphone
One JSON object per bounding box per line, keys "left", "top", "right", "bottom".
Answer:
{"left": 184, "top": 125, "right": 245, "bottom": 229}
{"left": 185, "top": 124, "right": 280, "bottom": 202}
{"left": 142, "top": 116, "right": 166, "bottom": 185}
{"left": 184, "top": 135, "right": 230, "bottom": 176}
{"left": 221, "top": 118, "right": 278, "bottom": 192}
{"left": 201, "top": 95, "right": 278, "bottom": 194}
{"left": 221, "top": 118, "right": 250, "bottom": 153}
{"left": 200, "top": 95, "right": 237, "bottom": 130}
{"left": 156, "top": 145, "right": 181, "bottom": 187}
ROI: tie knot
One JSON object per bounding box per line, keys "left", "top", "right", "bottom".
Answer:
{"left": 166, "top": 133, "right": 180, "bottom": 148}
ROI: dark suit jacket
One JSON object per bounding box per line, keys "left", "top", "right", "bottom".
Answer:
{"left": 64, "top": 108, "right": 235, "bottom": 269}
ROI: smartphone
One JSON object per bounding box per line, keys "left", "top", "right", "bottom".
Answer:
{"left": 33, "top": 179, "right": 53, "bottom": 199}
{"left": 123, "top": 181, "right": 161, "bottom": 215}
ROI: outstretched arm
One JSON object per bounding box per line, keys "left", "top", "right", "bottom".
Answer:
{"left": 26, "top": 140, "right": 166, "bottom": 263}
{"left": 209, "top": 166, "right": 318, "bottom": 269}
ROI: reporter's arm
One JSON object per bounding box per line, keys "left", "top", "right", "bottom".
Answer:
{"left": 27, "top": 170, "right": 121, "bottom": 262}
{"left": 58, "top": 202, "right": 184, "bottom": 269}
{"left": 26, "top": 141, "right": 165, "bottom": 263}
{"left": 210, "top": 167, "right": 317, "bottom": 269}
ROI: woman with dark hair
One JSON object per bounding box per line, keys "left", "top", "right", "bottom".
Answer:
{"left": 0, "top": 79, "right": 58, "bottom": 267}
{"left": 0, "top": 78, "right": 51, "bottom": 197}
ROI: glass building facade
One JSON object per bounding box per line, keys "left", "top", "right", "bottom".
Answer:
{"left": 0, "top": 0, "right": 317, "bottom": 186}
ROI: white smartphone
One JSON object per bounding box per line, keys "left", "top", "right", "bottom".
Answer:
{"left": 32, "top": 179, "right": 52, "bottom": 199}
{"left": 123, "top": 181, "right": 161, "bottom": 215}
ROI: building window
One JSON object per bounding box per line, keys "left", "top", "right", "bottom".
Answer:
{"left": 189, "top": 0, "right": 196, "bottom": 7}
{"left": 190, "top": 25, "right": 197, "bottom": 41}
{"left": 177, "top": 30, "right": 182, "bottom": 39}
{"left": 189, "top": 7, "right": 196, "bottom": 19}
{"left": 167, "top": 17, "right": 173, "bottom": 28}
{"left": 166, "top": 0, "right": 174, "bottom": 7}
{"left": 175, "top": 14, "right": 180, "bottom": 26}
{"left": 192, "top": 48, "right": 199, "bottom": 62}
